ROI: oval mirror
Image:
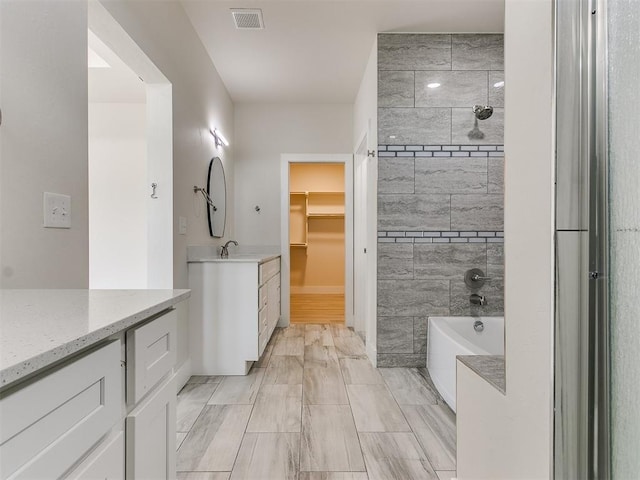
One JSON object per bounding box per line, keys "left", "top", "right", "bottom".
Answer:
{"left": 206, "top": 157, "right": 226, "bottom": 238}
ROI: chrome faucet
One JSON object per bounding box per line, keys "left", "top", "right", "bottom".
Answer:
{"left": 470, "top": 293, "right": 486, "bottom": 306}
{"left": 220, "top": 240, "right": 238, "bottom": 258}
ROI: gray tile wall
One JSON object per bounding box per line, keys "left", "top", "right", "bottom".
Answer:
{"left": 377, "top": 33, "right": 505, "bottom": 368}
{"left": 378, "top": 34, "right": 504, "bottom": 147}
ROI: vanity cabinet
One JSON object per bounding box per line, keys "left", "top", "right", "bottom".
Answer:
{"left": 66, "top": 431, "right": 125, "bottom": 480}
{"left": 124, "top": 309, "right": 177, "bottom": 479}
{"left": 126, "top": 374, "right": 176, "bottom": 479}
{"left": 0, "top": 307, "right": 179, "bottom": 480}
{"left": 0, "top": 341, "right": 123, "bottom": 480}
{"left": 189, "top": 255, "right": 281, "bottom": 375}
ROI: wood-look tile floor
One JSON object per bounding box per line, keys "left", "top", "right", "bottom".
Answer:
{"left": 176, "top": 324, "right": 456, "bottom": 480}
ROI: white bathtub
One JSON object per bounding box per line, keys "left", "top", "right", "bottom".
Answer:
{"left": 427, "top": 316, "right": 504, "bottom": 412}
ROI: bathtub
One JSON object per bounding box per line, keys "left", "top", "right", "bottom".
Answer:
{"left": 427, "top": 316, "right": 504, "bottom": 412}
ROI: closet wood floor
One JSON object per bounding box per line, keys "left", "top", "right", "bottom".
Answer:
{"left": 176, "top": 324, "right": 456, "bottom": 480}
{"left": 290, "top": 294, "right": 344, "bottom": 324}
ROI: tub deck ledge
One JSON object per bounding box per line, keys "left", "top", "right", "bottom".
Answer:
{"left": 457, "top": 355, "right": 506, "bottom": 394}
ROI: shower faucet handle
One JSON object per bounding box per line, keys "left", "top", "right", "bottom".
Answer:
{"left": 471, "top": 273, "right": 491, "bottom": 281}
{"left": 464, "top": 268, "right": 490, "bottom": 288}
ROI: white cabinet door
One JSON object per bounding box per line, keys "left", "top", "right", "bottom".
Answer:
{"left": 66, "top": 430, "right": 124, "bottom": 480}
{"left": 126, "top": 374, "right": 176, "bottom": 480}
{"left": 0, "top": 341, "right": 122, "bottom": 480}
{"left": 127, "top": 309, "right": 177, "bottom": 405}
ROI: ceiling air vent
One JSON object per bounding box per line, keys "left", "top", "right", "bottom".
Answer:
{"left": 231, "top": 9, "right": 264, "bottom": 30}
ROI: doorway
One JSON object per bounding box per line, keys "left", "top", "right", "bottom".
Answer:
{"left": 87, "top": 2, "right": 173, "bottom": 289}
{"left": 280, "top": 154, "right": 354, "bottom": 329}
{"left": 289, "top": 163, "right": 345, "bottom": 324}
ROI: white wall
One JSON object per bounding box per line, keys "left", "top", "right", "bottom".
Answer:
{"left": 99, "top": 1, "right": 235, "bottom": 291}
{"left": 234, "top": 104, "right": 353, "bottom": 247}
{"left": 353, "top": 39, "right": 378, "bottom": 152}
{"left": 456, "top": 0, "right": 555, "bottom": 478}
{"left": 89, "top": 103, "right": 147, "bottom": 289}
{"left": 1, "top": 0, "right": 234, "bottom": 290}
{"left": 0, "top": 0, "right": 89, "bottom": 288}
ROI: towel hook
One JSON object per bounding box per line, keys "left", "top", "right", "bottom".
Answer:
{"left": 151, "top": 183, "right": 158, "bottom": 199}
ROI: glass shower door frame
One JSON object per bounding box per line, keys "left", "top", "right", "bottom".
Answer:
{"left": 591, "top": 0, "right": 610, "bottom": 475}
{"left": 554, "top": 0, "right": 610, "bottom": 477}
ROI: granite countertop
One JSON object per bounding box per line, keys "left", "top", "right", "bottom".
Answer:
{"left": 457, "top": 355, "right": 506, "bottom": 394}
{"left": 0, "top": 289, "right": 190, "bottom": 389}
{"left": 187, "top": 245, "right": 280, "bottom": 263}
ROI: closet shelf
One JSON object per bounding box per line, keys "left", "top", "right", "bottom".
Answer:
{"left": 289, "top": 189, "right": 345, "bottom": 248}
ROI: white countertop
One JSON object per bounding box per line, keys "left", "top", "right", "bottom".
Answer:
{"left": 0, "top": 289, "right": 190, "bottom": 389}
{"left": 187, "top": 246, "right": 280, "bottom": 263}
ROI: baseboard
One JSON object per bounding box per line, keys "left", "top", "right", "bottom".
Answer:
{"left": 290, "top": 286, "right": 345, "bottom": 294}
{"left": 367, "top": 343, "right": 377, "bottom": 367}
{"left": 174, "top": 358, "right": 192, "bottom": 393}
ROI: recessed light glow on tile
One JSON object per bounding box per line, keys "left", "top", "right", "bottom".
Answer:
{"left": 493, "top": 81, "right": 505, "bottom": 88}
{"left": 427, "top": 83, "right": 441, "bottom": 89}
{"left": 389, "top": 135, "right": 397, "bottom": 139}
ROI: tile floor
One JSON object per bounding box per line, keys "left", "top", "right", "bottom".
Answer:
{"left": 176, "top": 324, "right": 456, "bottom": 480}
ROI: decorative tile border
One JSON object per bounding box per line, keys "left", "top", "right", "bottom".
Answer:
{"left": 378, "top": 231, "right": 504, "bottom": 244}
{"left": 378, "top": 144, "right": 504, "bottom": 158}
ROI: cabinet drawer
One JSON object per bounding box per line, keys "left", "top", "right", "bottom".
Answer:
{"left": 258, "top": 329, "right": 269, "bottom": 357}
{"left": 126, "top": 374, "right": 176, "bottom": 480}
{"left": 259, "top": 285, "right": 268, "bottom": 309}
{"left": 268, "top": 305, "right": 279, "bottom": 335}
{"left": 259, "top": 305, "right": 268, "bottom": 334}
{"left": 66, "top": 430, "right": 124, "bottom": 480}
{"left": 259, "top": 258, "right": 280, "bottom": 285}
{"left": 127, "top": 309, "right": 177, "bottom": 405}
{"left": 0, "top": 341, "right": 122, "bottom": 480}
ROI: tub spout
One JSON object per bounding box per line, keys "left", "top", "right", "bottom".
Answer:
{"left": 470, "top": 293, "right": 486, "bottom": 306}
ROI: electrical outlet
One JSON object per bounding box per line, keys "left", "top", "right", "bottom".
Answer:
{"left": 179, "top": 216, "right": 187, "bottom": 235}
{"left": 43, "top": 192, "right": 71, "bottom": 229}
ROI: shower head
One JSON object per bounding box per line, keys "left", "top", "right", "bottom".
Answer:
{"left": 472, "top": 105, "right": 494, "bottom": 120}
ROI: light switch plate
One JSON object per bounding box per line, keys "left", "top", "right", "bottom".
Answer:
{"left": 43, "top": 192, "right": 71, "bottom": 228}
{"left": 178, "top": 216, "right": 187, "bottom": 235}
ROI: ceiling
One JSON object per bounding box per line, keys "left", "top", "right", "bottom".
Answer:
{"left": 181, "top": 0, "right": 505, "bottom": 104}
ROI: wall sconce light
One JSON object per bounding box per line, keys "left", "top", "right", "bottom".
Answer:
{"left": 210, "top": 128, "right": 229, "bottom": 148}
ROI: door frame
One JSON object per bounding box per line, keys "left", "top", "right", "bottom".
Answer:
{"left": 353, "top": 127, "right": 378, "bottom": 365}
{"left": 280, "top": 154, "right": 354, "bottom": 328}
{"left": 353, "top": 134, "right": 368, "bottom": 338}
